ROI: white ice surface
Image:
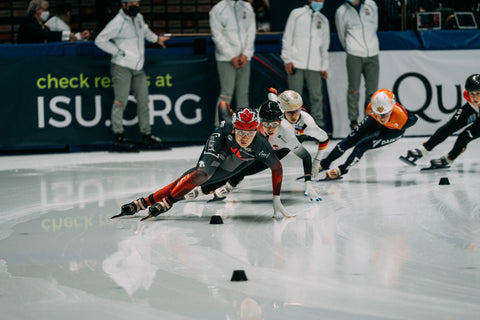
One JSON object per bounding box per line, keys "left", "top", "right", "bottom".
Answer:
{"left": 0, "top": 138, "right": 479, "bottom": 320}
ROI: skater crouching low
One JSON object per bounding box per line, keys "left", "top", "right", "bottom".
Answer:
{"left": 319, "top": 89, "right": 418, "bottom": 180}
{"left": 113, "top": 104, "right": 292, "bottom": 220}
{"left": 186, "top": 95, "right": 324, "bottom": 203}
{"left": 401, "top": 74, "right": 480, "bottom": 169}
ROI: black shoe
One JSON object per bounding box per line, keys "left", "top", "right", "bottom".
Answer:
{"left": 350, "top": 121, "right": 358, "bottom": 130}
{"left": 121, "top": 198, "right": 148, "bottom": 216}
{"left": 142, "top": 133, "right": 163, "bottom": 146}
{"left": 148, "top": 199, "right": 171, "bottom": 217}
{"left": 113, "top": 133, "right": 138, "bottom": 152}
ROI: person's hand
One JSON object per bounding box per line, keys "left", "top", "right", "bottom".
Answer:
{"left": 321, "top": 70, "right": 328, "bottom": 79}
{"left": 272, "top": 195, "right": 295, "bottom": 218}
{"left": 285, "top": 62, "right": 295, "bottom": 75}
{"left": 238, "top": 54, "right": 247, "bottom": 68}
{"left": 81, "top": 30, "right": 91, "bottom": 39}
{"left": 231, "top": 56, "right": 241, "bottom": 68}
{"left": 304, "top": 181, "right": 322, "bottom": 202}
{"left": 69, "top": 32, "right": 77, "bottom": 41}
{"left": 157, "top": 35, "right": 170, "bottom": 48}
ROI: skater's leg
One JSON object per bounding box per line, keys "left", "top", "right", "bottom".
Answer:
{"left": 445, "top": 120, "right": 480, "bottom": 161}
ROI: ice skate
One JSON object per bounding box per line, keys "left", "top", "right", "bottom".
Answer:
{"left": 325, "top": 168, "right": 342, "bottom": 180}
{"left": 209, "top": 182, "right": 234, "bottom": 202}
{"left": 183, "top": 187, "right": 204, "bottom": 200}
{"left": 111, "top": 198, "right": 148, "bottom": 219}
{"left": 140, "top": 199, "right": 171, "bottom": 221}
{"left": 399, "top": 147, "right": 427, "bottom": 166}
{"left": 421, "top": 156, "right": 451, "bottom": 171}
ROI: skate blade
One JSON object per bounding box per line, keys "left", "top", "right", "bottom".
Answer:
{"left": 399, "top": 156, "right": 417, "bottom": 166}
{"left": 272, "top": 213, "right": 296, "bottom": 219}
{"left": 296, "top": 175, "right": 310, "bottom": 181}
{"left": 140, "top": 214, "right": 153, "bottom": 221}
{"left": 297, "top": 173, "right": 325, "bottom": 181}
{"left": 420, "top": 165, "right": 450, "bottom": 171}
{"left": 207, "top": 195, "right": 226, "bottom": 203}
{"left": 315, "top": 176, "right": 343, "bottom": 182}
{"left": 111, "top": 213, "right": 124, "bottom": 219}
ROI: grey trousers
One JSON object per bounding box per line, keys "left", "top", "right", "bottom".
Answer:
{"left": 288, "top": 68, "right": 324, "bottom": 127}
{"left": 111, "top": 63, "right": 151, "bottom": 134}
{"left": 215, "top": 60, "right": 250, "bottom": 126}
{"left": 346, "top": 54, "right": 379, "bottom": 122}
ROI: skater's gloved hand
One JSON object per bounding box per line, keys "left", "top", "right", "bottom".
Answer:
{"left": 304, "top": 181, "right": 322, "bottom": 202}
{"left": 312, "top": 158, "right": 322, "bottom": 179}
{"left": 272, "top": 195, "right": 295, "bottom": 218}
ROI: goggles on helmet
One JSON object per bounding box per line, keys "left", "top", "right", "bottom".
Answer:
{"left": 235, "top": 129, "right": 256, "bottom": 138}
{"left": 262, "top": 121, "right": 281, "bottom": 128}
{"left": 285, "top": 109, "right": 301, "bottom": 115}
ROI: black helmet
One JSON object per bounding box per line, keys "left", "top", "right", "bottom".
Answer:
{"left": 465, "top": 74, "right": 480, "bottom": 92}
{"left": 259, "top": 100, "right": 283, "bottom": 122}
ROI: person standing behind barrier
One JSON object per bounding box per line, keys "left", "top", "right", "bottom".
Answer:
{"left": 209, "top": 0, "right": 256, "bottom": 127}
{"left": 18, "top": 0, "right": 76, "bottom": 43}
{"left": 335, "top": 0, "right": 379, "bottom": 130}
{"left": 45, "top": 2, "right": 90, "bottom": 41}
{"left": 95, "top": 0, "right": 169, "bottom": 151}
{"left": 281, "top": 0, "right": 330, "bottom": 129}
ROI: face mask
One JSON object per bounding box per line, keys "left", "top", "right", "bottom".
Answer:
{"left": 40, "top": 10, "right": 50, "bottom": 22}
{"left": 310, "top": 1, "right": 324, "bottom": 12}
{"left": 347, "top": 0, "right": 357, "bottom": 3}
{"left": 124, "top": 5, "right": 139, "bottom": 17}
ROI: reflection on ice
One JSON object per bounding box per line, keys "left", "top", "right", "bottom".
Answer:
{"left": 103, "top": 223, "right": 159, "bottom": 296}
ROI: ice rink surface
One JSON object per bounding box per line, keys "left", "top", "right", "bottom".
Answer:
{"left": 0, "top": 137, "right": 479, "bottom": 320}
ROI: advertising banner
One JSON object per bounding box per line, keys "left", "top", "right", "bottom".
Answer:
{"left": 327, "top": 49, "right": 480, "bottom": 138}
{"left": 1, "top": 55, "right": 219, "bottom": 147}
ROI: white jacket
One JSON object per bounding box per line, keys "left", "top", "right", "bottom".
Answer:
{"left": 288, "top": 110, "right": 329, "bottom": 160}
{"left": 209, "top": 0, "right": 256, "bottom": 61}
{"left": 281, "top": 5, "right": 330, "bottom": 71}
{"left": 45, "top": 16, "right": 82, "bottom": 41}
{"left": 268, "top": 120, "right": 307, "bottom": 157}
{"left": 95, "top": 9, "right": 158, "bottom": 71}
{"left": 335, "top": 0, "right": 379, "bottom": 58}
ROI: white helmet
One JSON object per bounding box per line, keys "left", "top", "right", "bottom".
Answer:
{"left": 371, "top": 89, "right": 395, "bottom": 115}
{"left": 278, "top": 90, "right": 303, "bottom": 112}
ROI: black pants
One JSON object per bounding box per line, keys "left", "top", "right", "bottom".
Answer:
{"left": 424, "top": 103, "right": 480, "bottom": 160}
{"left": 321, "top": 114, "right": 416, "bottom": 174}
